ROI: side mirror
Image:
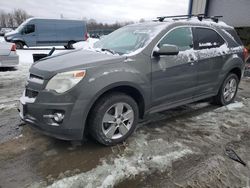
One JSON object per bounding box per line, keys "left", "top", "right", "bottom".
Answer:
{"left": 153, "top": 44, "right": 179, "bottom": 57}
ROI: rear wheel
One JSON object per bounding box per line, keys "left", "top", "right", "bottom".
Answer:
{"left": 89, "top": 92, "right": 139, "bottom": 146}
{"left": 213, "top": 73, "right": 239, "bottom": 106}
{"left": 66, "top": 41, "right": 75, "bottom": 49}
{"left": 15, "top": 41, "right": 24, "bottom": 49}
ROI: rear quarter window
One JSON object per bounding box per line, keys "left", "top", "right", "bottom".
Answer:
{"left": 194, "top": 28, "right": 225, "bottom": 50}
{"left": 224, "top": 29, "right": 243, "bottom": 46}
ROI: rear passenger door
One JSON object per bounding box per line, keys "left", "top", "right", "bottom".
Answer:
{"left": 193, "top": 27, "right": 227, "bottom": 97}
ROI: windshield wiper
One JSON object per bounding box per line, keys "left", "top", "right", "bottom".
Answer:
{"left": 101, "top": 48, "right": 116, "bottom": 55}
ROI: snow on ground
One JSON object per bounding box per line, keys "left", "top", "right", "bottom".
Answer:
{"left": 16, "top": 38, "right": 98, "bottom": 65}
{"left": 47, "top": 135, "right": 193, "bottom": 188}
{"left": 0, "top": 36, "right": 98, "bottom": 65}
{"left": 225, "top": 101, "right": 244, "bottom": 110}
{"left": 43, "top": 98, "right": 250, "bottom": 188}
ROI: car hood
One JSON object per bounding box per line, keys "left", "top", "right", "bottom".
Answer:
{"left": 30, "top": 49, "right": 126, "bottom": 79}
{"left": 5, "top": 30, "right": 18, "bottom": 37}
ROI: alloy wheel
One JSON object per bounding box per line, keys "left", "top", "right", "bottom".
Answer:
{"left": 223, "top": 77, "right": 237, "bottom": 102}
{"left": 102, "top": 102, "right": 134, "bottom": 140}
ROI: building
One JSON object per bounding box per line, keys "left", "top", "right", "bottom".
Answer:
{"left": 188, "top": 0, "right": 250, "bottom": 27}
{"left": 188, "top": 0, "right": 250, "bottom": 47}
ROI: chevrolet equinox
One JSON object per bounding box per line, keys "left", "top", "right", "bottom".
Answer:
{"left": 19, "top": 16, "right": 248, "bottom": 145}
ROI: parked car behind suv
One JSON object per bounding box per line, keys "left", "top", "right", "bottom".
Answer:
{"left": 0, "top": 41, "right": 19, "bottom": 67}
{"left": 0, "top": 28, "right": 13, "bottom": 36}
{"left": 19, "top": 16, "right": 247, "bottom": 145}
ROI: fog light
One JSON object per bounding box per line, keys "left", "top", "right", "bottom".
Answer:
{"left": 43, "top": 112, "right": 64, "bottom": 125}
{"left": 53, "top": 113, "right": 64, "bottom": 123}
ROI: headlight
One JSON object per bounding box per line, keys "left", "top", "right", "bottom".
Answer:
{"left": 46, "top": 70, "right": 86, "bottom": 93}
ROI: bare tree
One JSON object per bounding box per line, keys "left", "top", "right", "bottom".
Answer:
{"left": 0, "top": 9, "right": 30, "bottom": 28}
{"left": 13, "top": 9, "right": 30, "bottom": 26}
{"left": 7, "top": 13, "right": 15, "bottom": 28}
{"left": 0, "top": 11, "right": 8, "bottom": 27}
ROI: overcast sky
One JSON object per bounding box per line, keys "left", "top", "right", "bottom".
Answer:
{"left": 0, "top": 0, "right": 189, "bottom": 23}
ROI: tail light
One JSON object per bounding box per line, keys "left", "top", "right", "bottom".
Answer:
{"left": 243, "top": 47, "right": 248, "bottom": 62}
{"left": 84, "top": 32, "right": 89, "bottom": 41}
{"left": 11, "top": 44, "right": 16, "bottom": 52}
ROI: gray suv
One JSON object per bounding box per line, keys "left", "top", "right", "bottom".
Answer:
{"left": 19, "top": 16, "right": 248, "bottom": 145}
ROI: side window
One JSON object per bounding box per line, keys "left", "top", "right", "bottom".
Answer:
{"left": 158, "top": 27, "right": 193, "bottom": 51}
{"left": 23, "top": 24, "right": 35, "bottom": 34}
{"left": 195, "top": 28, "right": 225, "bottom": 49}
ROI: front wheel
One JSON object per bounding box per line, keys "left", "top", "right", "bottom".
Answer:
{"left": 213, "top": 73, "right": 239, "bottom": 106}
{"left": 66, "top": 41, "right": 75, "bottom": 49}
{"left": 89, "top": 93, "right": 139, "bottom": 146}
{"left": 15, "top": 41, "right": 24, "bottom": 49}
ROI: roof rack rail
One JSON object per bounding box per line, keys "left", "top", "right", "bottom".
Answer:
{"left": 156, "top": 14, "right": 223, "bottom": 23}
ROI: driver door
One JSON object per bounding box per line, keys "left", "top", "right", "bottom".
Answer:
{"left": 151, "top": 27, "right": 198, "bottom": 108}
{"left": 22, "top": 24, "right": 37, "bottom": 46}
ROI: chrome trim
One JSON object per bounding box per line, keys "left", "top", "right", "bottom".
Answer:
{"left": 28, "top": 77, "right": 44, "bottom": 84}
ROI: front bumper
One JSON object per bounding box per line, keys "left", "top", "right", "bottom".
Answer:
{"left": 19, "top": 91, "right": 88, "bottom": 141}
{"left": 0, "top": 54, "right": 19, "bottom": 67}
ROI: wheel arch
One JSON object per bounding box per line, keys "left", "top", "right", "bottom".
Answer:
{"left": 13, "top": 40, "right": 26, "bottom": 47}
{"left": 84, "top": 83, "right": 146, "bottom": 133}
{"left": 229, "top": 67, "right": 242, "bottom": 80}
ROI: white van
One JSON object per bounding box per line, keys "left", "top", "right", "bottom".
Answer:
{"left": 4, "top": 18, "right": 88, "bottom": 49}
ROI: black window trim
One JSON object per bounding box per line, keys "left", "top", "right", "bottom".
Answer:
{"left": 158, "top": 27, "right": 194, "bottom": 51}
{"left": 192, "top": 27, "right": 227, "bottom": 50}
{"left": 152, "top": 26, "right": 194, "bottom": 57}
{"left": 24, "top": 24, "right": 35, "bottom": 34}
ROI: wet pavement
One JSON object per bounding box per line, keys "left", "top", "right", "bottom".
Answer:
{"left": 1, "top": 63, "right": 250, "bottom": 188}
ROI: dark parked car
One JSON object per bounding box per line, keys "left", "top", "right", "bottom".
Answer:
{"left": 19, "top": 15, "right": 247, "bottom": 145}
{"left": 0, "top": 28, "right": 13, "bottom": 36}
{"left": 0, "top": 41, "right": 19, "bottom": 67}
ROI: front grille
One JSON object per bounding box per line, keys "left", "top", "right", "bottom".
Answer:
{"left": 25, "top": 89, "right": 38, "bottom": 98}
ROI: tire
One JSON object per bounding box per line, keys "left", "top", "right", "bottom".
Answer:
{"left": 66, "top": 41, "right": 75, "bottom": 49}
{"left": 15, "top": 41, "right": 24, "bottom": 49}
{"left": 89, "top": 92, "right": 139, "bottom": 146}
{"left": 213, "top": 73, "right": 239, "bottom": 106}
